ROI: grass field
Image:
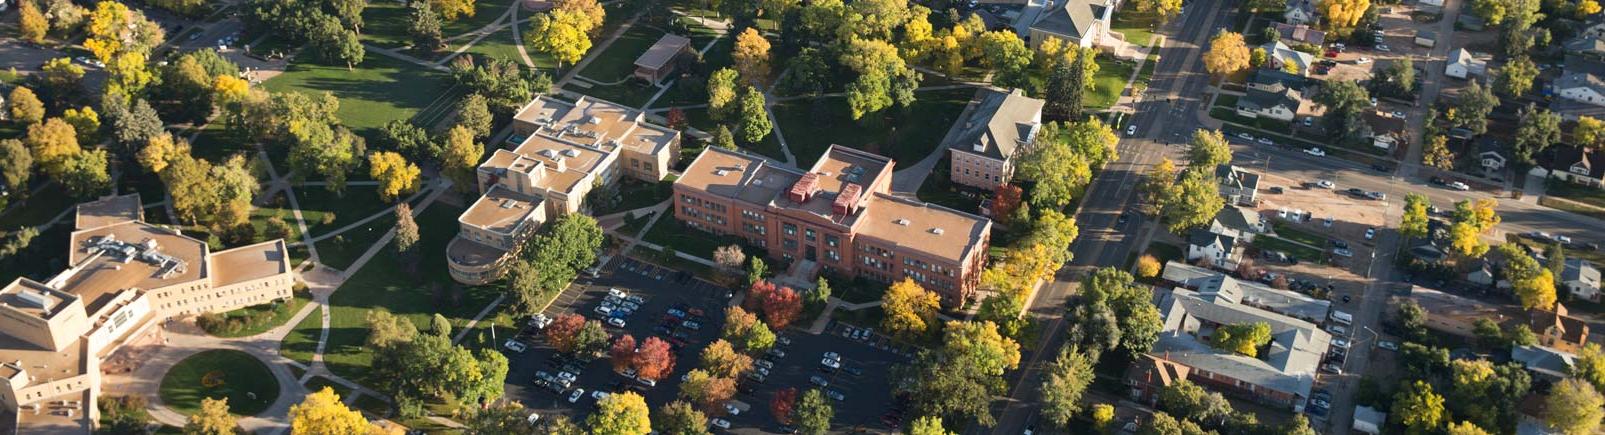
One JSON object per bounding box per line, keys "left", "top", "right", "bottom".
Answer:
{"left": 204, "top": 294, "right": 311, "bottom": 338}
{"left": 294, "top": 185, "right": 395, "bottom": 238}
{"left": 262, "top": 52, "right": 457, "bottom": 137}
{"left": 641, "top": 216, "right": 747, "bottom": 260}
{"left": 312, "top": 213, "right": 397, "bottom": 271}
{"left": 1254, "top": 236, "right": 1327, "bottom": 264}
{"left": 158, "top": 350, "right": 280, "bottom": 416}
{"left": 1088, "top": 56, "right": 1137, "bottom": 110}
{"left": 282, "top": 204, "right": 502, "bottom": 385}
{"left": 592, "top": 178, "right": 675, "bottom": 216}
{"left": 772, "top": 87, "right": 976, "bottom": 166}
{"left": 1110, "top": 11, "right": 1162, "bottom": 47}
{"left": 1272, "top": 221, "right": 1331, "bottom": 248}
{"left": 579, "top": 24, "right": 668, "bottom": 84}
{"left": 0, "top": 188, "right": 75, "bottom": 231}
{"left": 1546, "top": 180, "right": 1605, "bottom": 210}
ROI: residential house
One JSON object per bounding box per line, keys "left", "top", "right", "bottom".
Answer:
{"left": 1547, "top": 146, "right": 1605, "bottom": 187}
{"left": 448, "top": 95, "right": 682, "bottom": 284}
{"left": 1124, "top": 355, "right": 1191, "bottom": 406}
{"left": 1148, "top": 286, "right": 1333, "bottom": 411}
{"left": 1247, "top": 69, "right": 1308, "bottom": 93}
{"left": 1560, "top": 259, "right": 1601, "bottom": 302}
{"left": 1457, "top": 14, "right": 1486, "bottom": 31}
{"left": 1236, "top": 87, "right": 1301, "bottom": 122}
{"left": 1529, "top": 304, "right": 1591, "bottom": 353}
{"left": 1187, "top": 227, "right": 1245, "bottom": 270}
{"left": 1213, "top": 206, "right": 1266, "bottom": 235}
{"left": 1027, "top": 0, "right": 1117, "bottom": 50}
{"left": 1467, "top": 261, "right": 1495, "bottom": 286}
{"left": 1566, "top": 35, "right": 1605, "bottom": 60}
{"left": 0, "top": 194, "right": 296, "bottom": 433}
{"left": 1511, "top": 345, "right": 1578, "bottom": 382}
{"left": 1406, "top": 286, "right": 1525, "bottom": 339}
{"left": 1353, "top": 406, "right": 1387, "bottom": 434}
{"left": 1284, "top": 0, "right": 1317, "bottom": 25}
{"left": 1262, "top": 41, "right": 1315, "bottom": 76}
{"left": 948, "top": 89, "right": 1045, "bottom": 190}
{"left": 1445, "top": 49, "right": 1486, "bottom": 79}
{"left": 1272, "top": 23, "right": 1326, "bottom": 45}
{"left": 633, "top": 34, "right": 692, "bottom": 84}
{"left": 1161, "top": 262, "right": 1331, "bottom": 322}
{"left": 1364, "top": 111, "right": 1407, "bottom": 150}
{"left": 673, "top": 145, "right": 993, "bottom": 306}
{"left": 1550, "top": 72, "right": 1605, "bottom": 120}
{"left": 1215, "top": 165, "right": 1261, "bottom": 206}
{"left": 1414, "top": 30, "right": 1437, "bottom": 47}
{"left": 1584, "top": 15, "right": 1605, "bottom": 38}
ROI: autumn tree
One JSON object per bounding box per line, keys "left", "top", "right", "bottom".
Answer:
{"left": 528, "top": 8, "right": 594, "bottom": 67}
{"left": 26, "top": 118, "right": 80, "bottom": 177}
{"left": 1210, "top": 322, "right": 1272, "bottom": 357}
{"left": 1576, "top": 343, "right": 1605, "bottom": 392}
{"left": 748, "top": 280, "right": 803, "bottom": 329}
{"left": 708, "top": 68, "right": 740, "bottom": 121}
{"left": 1496, "top": 55, "right": 1539, "bottom": 96}
{"left": 8, "top": 87, "right": 45, "bottom": 125}
{"left": 1319, "top": 0, "right": 1372, "bottom": 32}
{"left": 1545, "top": 379, "right": 1604, "bottom": 435}
{"left": 0, "top": 139, "right": 33, "bottom": 197}
{"left": 699, "top": 340, "right": 752, "bottom": 378}
{"left": 545, "top": 313, "right": 587, "bottom": 353}
{"left": 610, "top": 334, "right": 638, "bottom": 372}
{"left": 395, "top": 203, "right": 420, "bottom": 255}
{"left": 882, "top": 278, "right": 940, "bottom": 339}
{"left": 183, "top": 397, "right": 238, "bottom": 435}
{"left": 908, "top": 416, "right": 953, "bottom": 435}
{"left": 678, "top": 369, "right": 737, "bottom": 412}
{"left": 430, "top": 0, "right": 476, "bottom": 20}
{"left": 895, "top": 321, "right": 1022, "bottom": 426}
{"left": 1136, "top": 255, "right": 1162, "bottom": 278}
{"left": 991, "top": 184, "right": 1025, "bottom": 224}
{"left": 1202, "top": 30, "right": 1249, "bottom": 77}
{"left": 1393, "top": 380, "right": 1447, "bottom": 435}
{"left": 979, "top": 30, "right": 1033, "bottom": 88}
{"left": 1040, "top": 346, "right": 1095, "bottom": 428}
{"left": 1401, "top": 193, "right": 1430, "bottom": 239}
{"left": 771, "top": 388, "right": 798, "bottom": 425}
{"left": 634, "top": 337, "right": 676, "bottom": 381}
{"left": 442, "top": 125, "right": 483, "bottom": 190}
{"left": 18, "top": 0, "right": 47, "bottom": 44}
{"left": 733, "top": 28, "right": 773, "bottom": 84}
{"left": 589, "top": 391, "right": 652, "bottom": 435}
{"left": 1576, "top": 116, "right": 1605, "bottom": 147}
{"left": 1498, "top": 243, "right": 1557, "bottom": 310}
{"left": 290, "top": 387, "right": 374, "bottom": 434}
{"left": 1423, "top": 135, "right": 1455, "bottom": 170}
{"left": 654, "top": 401, "right": 710, "bottom": 435}
{"left": 369, "top": 151, "right": 421, "bottom": 202}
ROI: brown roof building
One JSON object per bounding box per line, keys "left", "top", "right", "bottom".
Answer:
{"left": 1529, "top": 303, "right": 1591, "bottom": 353}
{"left": 634, "top": 34, "right": 692, "bottom": 84}
{"left": 448, "top": 96, "right": 681, "bottom": 284}
{"left": 0, "top": 194, "right": 295, "bottom": 433}
{"left": 673, "top": 146, "right": 992, "bottom": 305}
{"left": 1124, "top": 354, "right": 1191, "bottom": 406}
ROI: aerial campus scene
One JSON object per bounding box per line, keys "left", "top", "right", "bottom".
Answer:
{"left": 1, "top": 0, "right": 1605, "bottom": 433}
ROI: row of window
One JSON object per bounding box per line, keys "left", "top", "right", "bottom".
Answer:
{"left": 680, "top": 194, "right": 727, "bottom": 213}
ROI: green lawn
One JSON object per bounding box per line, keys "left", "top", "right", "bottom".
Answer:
{"left": 679, "top": 107, "right": 786, "bottom": 161}
{"left": 1539, "top": 196, "right": 1605, "bottom": 221}
{"left": 772, "top": 87, "right": 977, "bottom": 167}
{"left": 0, "top": 187, "right": 76, "bottom": 231}
{"left": 312, "top": 213, "right": 397, "bottom": 271}
{"left": 1272, "top": 221, "right": 1330, "bottom": 248}
{"left": 282, "top": 204, "right": 502, "bottom": 385}
{"left": 641, "top": 216, "right": 748, "bottom": 260}
{"left": 304, "top": 375, "right": 353, "bottom": 400}
{"left": 579, "top": 24, "right": 669, "bottom": 84}
{"left": 916, "top": 159, "right": 985, "bottom": 214}
{"left": 262, "top": 52, "right": 457, "bottom": 137}
{"left": 1253, "top": 236, "right": 1327, "bottom": 264}
{"left": 361, "top": 0, "right": 514, "bottom": 49}
{"left": 202, "top": 294, "right": 311, "bottom": 338}
{"left": 158, "top": 350, "right": 280, "bottom": 416}
{"left": 294, "top": 185, "right": 396, "bottom": 238}
{"left": 1110, "top": 11, "right": 1162, "bottom": 47}
{"left": 1546, "top": 180, "right": 1605, "bottom": 210}
{"left": 563, "top": 81, "right": 658, "bottom": 108}
{"left": 1088, "top": 56, "right": 1137, "bottom": 110}
{"left": 592, "top": 178, "right": 674, "bottom": 216}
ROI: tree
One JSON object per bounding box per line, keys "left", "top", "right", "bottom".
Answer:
{"left": 1186, "top": 130, "right": 1232, "bottom": 169}
{"left": 1140, "top": 158, "right": 1178, "bottom": 215}
{"left": 895, "top": 321, "right": 1021, "bottom": 426}
{"left": 1393, "top": 380, "right": 1446, "bottom": 435}
{"left": 442, "top": 125, "right": 484, "bottom": 190}
{"left": 882, "top": 278, "right": 940, "bottom": 339}
{"left": 1132, "top": 0, "right": 1184, "bottom": 19}
{"left": 183, "top": 397, "right": 238, "bottom": 435}
{"left": 1372, "top": 58, "right": 1417, "bottom": 95}
{"left": 545, "top": 313, "right": 586, "bottom": 353}
{"left": 1578, "top": 116, "right": 1605, "bottom": 148}
{"left": 699, "top": 340, "right": 752, "bottom": 378}
{"left": 1513, "top": 103, "right": 1561, "bottom": 165}
{"left": 574, "top": 319, "right": 610, "bottom": 356}
{"left": 796, "top": 389, "right": 834, "bottom": 435}
{"left": 409, "top": 2, "right": 446, "bottom": 52}
{"left": 553, "top": 0, "right": 605, "bottom": 34}
{"left": 634, "top": 337, "right": 675, "bottom": 381}
{"left": 733, "top": 28, "right": 773, "bottom": 83}
{"left": 528, "top": 9, "right": 593, "bottom": 67}
{"left": 394, "top": 203, "right": 419, "bottom": 254}
{"left": 1545, "top": 379, "right": 1604, "bottom": 435}
{"left": 589, "top": 391, "right": 652, "bottom": 435}
{"left": 0, "top": 139, "right": 33, "bottom": 195}
{"left": 1091, "top": 404, "right": 1116, "bottom": 431}
{"left": 465, "top": 401, "right": 541, "bottom": 434}
{"left": 1576, "top": 343, "right": 1605, "bottom": 392}
{"left": 1423, "top": 135, "right": 1455, "bottom": 170}
{"left": 714, "top": 245, "right": 746, "bottom": 271}
{"left": 369, "top": 152, "right": 421, "bottom": 202}
{"left": 1319, "top": 0, "right": 1371, "bottom": 30}
{"left": 1312, "top": 80, "right": 1374, "bottom": 146}
{"left": 1138, "top": 411, "right": 1206, "bottom": 435}
{"left": 771, "top": 388, "right": 798, "bottom": 425}
{"left": 1401, "top": 193, "right": 1429, "bottom": 239}
{"left": 1450, "top": 81, "right": 1499, "bottom": 135}
{"left": 309, "top": 16, "right": 364, "bottom": 68}
{"left": 976, "top": 294, "right": 1027, "bottom": 339}
{"left": 59, "top": 149, "right": 110, "bottom": 196}
{"left": 1044, "top": 55, "right": 1084, "bottom": 121}
{"left": 1581, "top": 0, "right": 1603, "bottom": 16}
{"left": 100, "top": 395, "right": 154, "bottom": 434}
{"left": 429, "top": 0, "right": 476, "bottom": 20}
{"left": 1546, "top": 242, "right": 1567, "bottom": 276}
{"left": 429, "top": 313, "right": 452, "bottom": 337}
{"left": 750, "top": 281, "right": 803, "bottom": 329}
{"left": 8, "top": 87, "right": 44, "bottom": 125}
{"left": 1498, "top": 243, "right": 1556, "bottom": 310}
{"left": 1210, "top": 322, "right": 1272, "bottom": 357}
{"left": 737, "top": 86, "right": 771, "bottom": 144}
{"left": 18, "top": 0, "right": 47, "bottom": 44}
{"left": 610, "top": 334, "right": 638, "bottom": 372}
{"left": 712, "top": 125, "right": 737, "bottom": 150}
{"left": 113, "top": 98, "right": 165, "bottom": 151}
{"left": 748, "top": 257, "right": 768, "bottom": 285}
{"left": 809, "top": 277, "right": 832, "bottom": 309}
{"left": 290, "top": 387, "right": 373, "bottom": 434}
{"left": 85, "top": 1, "right": 165, "bottom": 63}
{"left": 1448, "top": 422, "right": 1492, "bottom": 435}
{"left": 979, "top": 31, "right": 1033, "bottom": 88}
{"left": 708, "top": 68, "right": 741, "bottom": 121}
{"left": 1202, "top": 30, "right": 1249, "bottom": 77}
{"left": 456, "top": 93, "right": 494, "bottom": 139}
{"left": 1496, "top": 55, "right": 1539, "bottom": 96}
{"left": 654, "top": 401, "right": 710, "bottom": 435}
{"left": 26, "top": 117, "right": 80, "bottom": 177}
{"left": 907, "top": 416, "right": 951, "bottom": 435}
{"left": 678, "top": 369, "right": 737, "bottom": 412}
{"left": 1162, "top": 167, "right": 1225, "bottom": 233}
{"left": 1250, "top": 46, "right": 1268, "bottom": 67}
{"left": 1158, "top": 381, "right": 1233, "bottom": 425}
{"left": 1040, "top": 346, "right": 1095, "bottom": 428}
{"left": 1449, "top": 222, "right": 1490, "bottom": 258}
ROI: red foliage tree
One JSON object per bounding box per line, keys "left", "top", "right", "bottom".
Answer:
{"left": 991, "top": 184, "right": 1024, "bottom": 223}
{"left": 609, "top": 334, "right": 637, "bottom": 372}
{"left": 632, "top": 337, "right": 676, "bottom": 381}
{"left": 744, "top": 280, "right": 775, "bottom": 312}
{"left": 666, "top": 107, "right": 688, "bottom": 131}
{"left": 760, "top": 285, "right": 803, "bottom": 329}
{"left": 770, "top": 387, "right": 798, "bottom": 425}
{"left": 545, "top": 313, "right": 585, "bottom": 353}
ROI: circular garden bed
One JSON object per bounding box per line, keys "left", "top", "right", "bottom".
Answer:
{"left": 158, "top": 350, "right": 280, "bottom": 416}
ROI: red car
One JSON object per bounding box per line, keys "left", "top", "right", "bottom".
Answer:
{"left": 1325, "top": 50, "right": 1338, "bottom": 58}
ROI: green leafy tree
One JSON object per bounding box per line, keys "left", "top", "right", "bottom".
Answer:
{"left": 1312, "top": 80, "right": 1374, "bottom": 146}
{"left": 1401, "top": 193, "right": 1429, "bottom": 239}
{"left": 1162, "top": 167, "right": 1225, "bottom": 233}
{"left": 979, "top": 31, "right": 1033, "bottom": 88}
{"left": 456, "top": 93, "right": 494, "bottom": 139}
{"left": 1039, "top": 346, "right": 1095, "bottom": 428}
{"left": 1044, "top": 54, "right": 1085, "bottom": 121}
{"left": 894, "top": 321, "right": 1020, "bottom": 427}
{"left": 737, "top": 86, "right": 771, "bottom": 144}
{"left": 1498, "top": 243, "right": 1557, "bottom": 310}
{"left": 1186, "top": 129, "right": 1232, "bottom": 169}
{"left": 1513, "top": 103, "right": 1561, "bottom": 165}
{"left": 652, "top": 401, "right": 710, "bottom": 435}
{"left": 1158, "top": 381, "right": 1233, "bottom": 425}
{"left": 0, "top": 139, "right": 34, "bottom": 196}
{"left": 907, "top": 416, "right": 952, "bottom": 435}
{"left": 1210, "top": 322, "right": 1272, "bottom": 357}
{"left": 1545, "top": 378, "right": 1604, "bottom": 435}
{"left": 1575, "top": 343, "right": 1605, "bottom": 392}
{"left": 409, "top": 2, "right": 446, "bottom": 52}
{"left": 795, "top": 389, "right": 834, "bottom": 435}
{"left": 708, "top": 68, "right": 740, "bottom": 121}
{"left": 1496, "top": 55, "right": 1539, "bottom": 96}
{"left": 1450, "top": 81, "right": 1499, "bottom": 135}
{"left": 1393, "top": 380, "right": 1447, "bottom": 435}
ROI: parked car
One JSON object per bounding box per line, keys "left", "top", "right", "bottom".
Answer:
{"left": 607, "top": 317, "right": 627, "bottom": 328}
{"left": 711, "top": 418, "right": 732, "bottom": 430}
{"left": 754, "top": 359, "right": 774, "bottom": 370}
{"left": 1378, "top": 340, "right": 1400, "bottom": 351}
{"left": 821, "top": 358, "right": 842, "bottom": 369}
{"left": 1305, "top": 147, "right": 1327, "bottom": 156}
{"left": 809, "top": 375, "right": 829, "bottom": 387}
{"left": 504, "top": 340, "right": 528, "bottom": 353}
{"left": 592, "top": 390, "right": 610, "bottom": 401}
{"left": 1126, "top": 124, "right": 1138, "bottom": 136}
{"left": 1256, "top": 137, "right": 1274, "bottom": 145}
{"left": 1375, "top": 44, "right": 1391, "bottom": 52}
{"left": 1237, "top": 132, "right": 1254, "bottom": 140}
{"left": 1354, "top": 57, "right": 1372, "bottom": 64}
{"left": 1321, "top": 363, "right": 1344, "bottom": 374}
{"left": 568, "top": 389, "right": 585, "bottom": 403}
{"left": 528, "top": 314, "right": 553, "bottom": 329}
{"left": 1448, "top": 181, "right": 1470, "bottom": 191}
{"left": 767, "top": 348, "right": 787, "bottom": 359}
{"left": 826, "top": 389, "right": 847, "bottom": 401}
{"left": 681, "top": 320, "right": 702, "bottom": 330}
{"left": 1314, "top": 180, "right": 1335, "bottom": 189}
{"left": 1326, "top": 324, "right": 1348, "bottom": 335}
{"left": 1366, "top": 191, "right": 1386, "bottom": 201}
{"left": 1364, "top": 228, "right": 1376, "bottom": 240}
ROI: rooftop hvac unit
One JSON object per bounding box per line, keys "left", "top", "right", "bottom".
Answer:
{"left": 588, "top": 116, "right": 602, "bottom": 125}
{"left": 539, "top": 149, "right": 557, "bottom": 158}
{"left": 17, "top": 291, "right": 51, "bottom": 309}
{"left": 894, "top": 218, "right": 910, "bottom": 226}
{"left": 714, "top": 169, "right": 728, "bottom": 176}
{"left": 562, "top": 149, "right": 581, "bottom": 157}
{"left": 930, "top": 228, "right": 944, "bottom": 235}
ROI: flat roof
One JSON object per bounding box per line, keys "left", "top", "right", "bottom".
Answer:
{"left": 676, "top": 146, "right": 802, "bottom": 206}
{"left": 447, "top": 236, "right": 507, "bottom": 268}
{"left": 634, "top": 34, "right": 691, "bottom": 70}
{"left": 74, "top": 194, "right": 141, "bottom": 231}
{"left": 461, "top": 185, "right": 544, "bottom": 234}
{"left": 514, "top": 96, "right": 677, "bottom": 157}
{"left": 855, "top": 194, "right": 990, "bottom": 261}
{"left": 208, "top": 239, "right": 289, "bottom": 287}
{"left": 0, "top": 334, "right": 85, "bottom": 393}
{"left": 13, "top": 389, "right": 93, "bottom": 434}
{"left": 0, "top": 279, "right": 75, "bottom": 319}
{"left": 776, "top": 146, "right": 893, "bottom": 222}
{"left": 61, "top": 222, "right": 207, "bottom": 313}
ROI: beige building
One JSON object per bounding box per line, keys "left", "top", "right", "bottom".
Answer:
{"left": 0, "top": 194, "right": 295, "bottom": 433}
{"left": 948, "top": 89, "right": 1043, "bottom": 190}
{"left": 448, "top": 96, "right": 681, "bottom": 285}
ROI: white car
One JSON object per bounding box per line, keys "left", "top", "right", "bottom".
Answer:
{"left": 528, "top": 314, "right": 553, "bottom": 329}
{"left": 1304, "top": 147, "right": 1327, "bottom": 157}
{"left": 1375, "top": 44, "right": 1391, "bottom": 52}
{"left": 608, "top": 288, "right": 627, "bottom": 299}
{"left": 1237, "top": 132, "right": 1254, "bottom": 141}
{"left": 1354, "top": 57, "right": 1373, "bottom": 64}
{"left": 504, "top": 340, "right": 528, "bottom": 353}
{"left": 1256, "top": 137, "right": 1274, "bottom": 145}
{"left": 1126, "top": 124, "right": 1138, "bottom": 136}
{"left": 557, "top": 371, "right": 578, "bottom": 383}
{"left": 592, "top": 390, "right": 610, "bottom": 401}
{"left": 823, "top": 352, "right": 841, "bottom": 362}
{"left": 607, "top": 317, "right": 627, "bottom": 328}
{"left": 1327, "top": 324, "right": 1348, "bottom": 336}
{"left": 725, "top": 403, "right": 743, "bottom": 416}
{"left": 821, "top": 358, "right": 842, "bottom": 369}
{"left": 1315, "top": 180, "right": 1335, "bottom": 189}
{"left": 527, "top": 412, "right": 541, "bottom": 425}
{"left": 1364, "top": 228, "right": 1376, "bottom": 240}
{"left": 1448, "top": 181, "right": 1470, "bottom": 191}
{"left": 1332, "top": 338, "right": 1351, "bottom": 349}
{"left": 753, "top": 359, "right": 774, "bottom": 370}
{"left": 594, "top": 305, "right": 614, "bottom": 316}
{"left": 568, "top": 389, "right": 585, "bottom": 403}
{"left": 1556, "top": 235, "right": 1574, "bottom": 244}
{"left": 710, "top": 418, "right": 732, "bottom": 429}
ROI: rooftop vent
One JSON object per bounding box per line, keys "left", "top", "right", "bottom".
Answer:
{"left": 894, "top": 218, "right": 910, "bottom": 226}
{"left": 16, "top": 291, "right": 51, "bottom": 310}
{"left": 587, "top": 116, "right": 602, "bottom": 125}
{"left": 500, "top": 199, "right": 517, "bottom": 209}
{"left": 538, "top": 149, "right": 557, "bottom": 158}
{"left": 715, "top": 169, "right": 729, "bottom": 176}
{"left": 562, "top": 149, "right": 580, "bottom": 158}
{"left": 930, "top": 228, "right": 945, "bottom": 235}
{"left": 789, "top": 173, "right": 821, "bottom": 203}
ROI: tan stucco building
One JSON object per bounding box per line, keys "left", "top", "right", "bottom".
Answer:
{"left": 673, "top": 146, "right": 992, "bottom": 306}
{"left": 0, "top": 194, "right": 295, "bottom": 433}
{"left": 448, "top": 96, "right": 681, "bottom": 285}
{"left": 948, "top": 89, "right": 1043, "bottom": 190}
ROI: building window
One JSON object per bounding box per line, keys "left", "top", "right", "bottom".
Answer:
{"left": 825, "top": 235, "right": 839, "bottom": 247}
{"left": 783, "top": 223, "right": 797, "bottom": 236}
{"left": 805, "top": 228, "right": 816, "bottom": 242}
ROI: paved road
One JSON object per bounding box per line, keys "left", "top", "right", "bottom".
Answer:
{"left": 982, "top": 1, "right": 1237, "bottom": 433}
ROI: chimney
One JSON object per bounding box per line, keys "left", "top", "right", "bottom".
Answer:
{"left": 789, "top": 173, "right": 820, "bottom": 203}
{"left": 832, "top": 184, "right": 861, "bottom": 216}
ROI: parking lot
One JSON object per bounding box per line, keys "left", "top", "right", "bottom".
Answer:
{"left": 501, "top": 256, "right": 912, "bottom": 433}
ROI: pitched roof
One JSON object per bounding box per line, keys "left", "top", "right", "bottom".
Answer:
{"left": 1215, "top": 166, "right": 1262, "bottom": 193}
{"left": 1549, "top": 146, "right": 1605, "bottom": 179}
{"left": 1030, "top": 0, "right": 1097, "bottom": 40}
{"left": 1529, "top": 304, "right": 1590, "bottom": 345}
{"left": 1562, "top": 258, "right": 1600, "bottom": 288}
{"left": 1263, "top": 41, "right": 1315, "bottom": 71}
{"left": 1285, "top": 0, "right": 1316, "bottom": 14}
{"left": 1151, "top": 287, "right": 1332, "bottom": 398}
{"left": 1238, "top": 87, "right": 1301, "bottom": 112}
{"left": 1272, "top": 23, "right": 1326, "bottom": 45}
{"left": 1125, "top": 354, "right": 1192, "bottom": 387}
{"left": 1248, "top": 69, "right": 1307, "bottom": 92}
{"left": 949, "top": 89, "right": 1044, "bottom": 161}
{"left": 1161, "top": 262, "right": 1332, "bottom": 322}
{"left": 1511, "top": 345, "right": 1577, "bottom": 380}
{"left": 1450, "top": 48, "right": 1484, "bottom": 68}
{"left": 1212, "top": 206, "right": 1264, "bottom": 235}
{"left": 1555, "top": 71, "right": 1605, "bottom": 96}
{"left": 1187, "top": 228, "right": 1236, "bottom": 254}
{"left": 1566, "top": 35, "right": 1605, "bottom": 54}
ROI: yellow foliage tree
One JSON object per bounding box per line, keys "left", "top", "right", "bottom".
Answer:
{"left": 529, "top": 8, "right": 594, "bottom": 67}
{"left": 62, "top": 106, "right": 100, "bottom": 144}
{"left": 1576, "top": 116, "right": 1605, "bottom": 147}
{"left": 289, "top": 387, "right": 375, "bottom": 435}
{"left": 1423, "top": 135, "right": 1455, "bottom": 170}
{"left": 1136, "top": 255, "right": 1162, "bottom": 278}
{"left": 368, "top": 152, "right": 420, "bottom": 203}
{"left": 213, "top": 75, "right": 250, "bottom": 104}
{"left": 441, "top": 125, "right": 483, "bottom": 191}
{"left": 553, "top": 0, "right": 605, "bottom": 35}
{"left": 881, "top": 278, "right": 940, "bottom": 339}
{"left": 733, "top": 28, "right": 773, "bottom": 84}
{"left": 183, "top": 397, "right": 239, "bottom": 435}
{"left": 25, "top": 118, "right": 80, "bottom": 177}
{"left": 429, "top": 0, "right": 476, "bottom": 21}
{"left": 18, "top": 0, "right": 48, "bottom": 44}
{"left": 138, "top": 133, "right": 191, "bottom": 175}
{"left": 1579, "top": 0, "right": 1602, "bottom": 17}
{"left": 1202, "top": 30, "right": 1249, "bottom": 77}
{"left": 1319, "top": 0, "right": 1372, "bottom": 31}
{"left": 588, "top": 391, "right": 652, "bottom": 435}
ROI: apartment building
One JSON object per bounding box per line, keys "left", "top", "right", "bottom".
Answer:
{"left": 0, "top": 194, "right": 295, "bottom": 433}
{"left": 673, "top": 146, "right": 992, "bottom": 306}
{"left": 948, "top": 89, "right": 1043, "bottom": 190}
{"left": 448, "top": 96, "right": 680, "bottom": 284}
